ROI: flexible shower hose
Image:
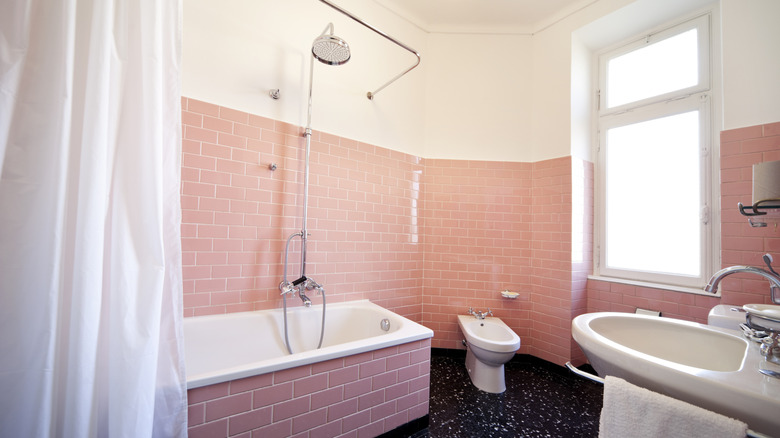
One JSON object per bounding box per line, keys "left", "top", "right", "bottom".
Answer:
{"left": 281, "top": 232, "right": 326, "bottom": 354}
{"left": 282, "top": 291, "right": 326, "bottom": 354}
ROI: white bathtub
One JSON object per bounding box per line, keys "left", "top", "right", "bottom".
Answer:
{"left": 184, "top": 299, "right": 434, "bottom": 389}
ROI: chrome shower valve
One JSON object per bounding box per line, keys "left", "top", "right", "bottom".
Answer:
{"left": 279, "top": 281, "right": 298, "bottom": 297}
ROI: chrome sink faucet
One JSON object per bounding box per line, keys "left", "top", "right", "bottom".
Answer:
{"left": 704, "top": 254, "right": 780, "bottom": 304}
{"left": 760, "top": 335, "right": 780, "bottom": 365}
{"left": 468, "top": 307, "right": 493, "bottom": 320}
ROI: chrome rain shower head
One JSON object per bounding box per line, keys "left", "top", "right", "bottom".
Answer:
{"left": 312, "top": 24, "right": 350, "bottom": 66}
{"left": 318, "top": 0, "right": 420, "bottom": 99}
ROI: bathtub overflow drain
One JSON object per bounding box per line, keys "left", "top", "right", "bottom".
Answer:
{"left": 380, "top": 318, "right": 391, "bottom": 332}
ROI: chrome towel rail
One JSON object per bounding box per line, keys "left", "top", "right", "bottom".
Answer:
{"left": 738, "top": 198, "right": 780, "bottom": 227}
{"left": 738, "top": 199, "right": 780, "bottom": 217}
{"left": 565, "top": 361, "right": 604, "bottom": 384}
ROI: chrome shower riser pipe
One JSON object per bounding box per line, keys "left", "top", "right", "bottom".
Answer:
{"left": 280, "top": 17, "right": 353, "bottom": 355}
{"left": 281, "top": 38, "right": 320, "bottom": 306}
{"left": 300, "top": 52, "right": 318, "bottom": 276}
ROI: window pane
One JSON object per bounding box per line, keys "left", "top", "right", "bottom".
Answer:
{"left": 605, "top": 111, "right": 700, "bottom": 276}
{"left": 607, "top": 29, "right": 699, "bottom": 108}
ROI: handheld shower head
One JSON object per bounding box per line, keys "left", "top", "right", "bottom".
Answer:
{"left": 312, "top": 24, "right": 350, "bottom": 66}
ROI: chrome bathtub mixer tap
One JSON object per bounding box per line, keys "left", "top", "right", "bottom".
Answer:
{"left": 281, "top": 276, "right": 326, "bottom": 308}
{"left": 280, "top": 275, "right": 315, "bottom": 307}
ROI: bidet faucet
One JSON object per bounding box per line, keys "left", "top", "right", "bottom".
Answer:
{"left": 704, "top": 255, "right": 780, "bottom": 304}
{"left": 467, "top": 307, "right": 493, "bottom": 320}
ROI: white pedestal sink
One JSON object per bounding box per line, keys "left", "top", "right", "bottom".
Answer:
{"left": 572, "top": 312, "right": 780, "bottom": 437}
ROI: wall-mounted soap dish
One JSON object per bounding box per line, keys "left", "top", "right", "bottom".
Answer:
{"left": 501, "top": 290, "right": 519, "bottom": 299}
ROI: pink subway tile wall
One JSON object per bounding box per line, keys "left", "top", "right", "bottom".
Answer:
{"left": 420, "top": 159, "right": 534, "bottom": 354}
{"left": 587, "top": 121, "right": 780, "bottom": 324}
{"left": 188, "top": 98, "right": 780, "bottom": 368}
{"left": 528, "top": 157, "right": 576, "bottom": 365}
{"left": 187, "top": 339, "right": 431, "bottom": 438}
{"left": 181, "top": 97, "right": 592, "bottom": 365}
{"left": 181, "top": 97, "right": 424, "bottom": 320}
{"left": 569, "top": 158, "right": 594, "bottom": 365}
{"left": 420, "top": 157, "right": 586, "bottom": 366}
{"left": 719, "top": 122, "right": 780, "bottom": 303}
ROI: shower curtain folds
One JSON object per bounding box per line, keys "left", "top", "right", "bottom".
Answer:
{"left": 0, "top": 0, "right": 187, "bottom": 437}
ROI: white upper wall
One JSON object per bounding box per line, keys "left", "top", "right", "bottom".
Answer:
{"left": 183, "top": 0, "right": 780, "bottom": 162}
{"left": 422, "top": 33, "right": 533, "bottom": 160}
{"left": 182, "top": 0, "right": 428, "bottom": 157}
{"left": 721, "top": 0, "right": 780, "bottom": 130}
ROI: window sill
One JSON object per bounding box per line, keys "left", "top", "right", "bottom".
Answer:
{"left": 587, "top": 275, "right": 721, "bottom": 298}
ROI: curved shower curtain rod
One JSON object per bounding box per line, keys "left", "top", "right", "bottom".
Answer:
{"left": 318, "top": 0, "right": 421, "bottom": 100}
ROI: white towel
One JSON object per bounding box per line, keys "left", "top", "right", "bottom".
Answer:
{"left": 599, "top": 376, "right": 748, "bottom": 438}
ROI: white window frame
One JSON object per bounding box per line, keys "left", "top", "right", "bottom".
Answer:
{"left": 593, "top": 13, "right": 719, "bottom": 293}
{"left": 599, "top": 15, "right": 710, "bottom": 117}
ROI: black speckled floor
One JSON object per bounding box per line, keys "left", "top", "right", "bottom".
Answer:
{"left": 414, "top": 350, "right": 604, "bottom": 438}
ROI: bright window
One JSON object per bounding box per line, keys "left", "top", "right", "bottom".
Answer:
{"left": 606, "top": 29, "right": 699, "bottom": 108}
{"left": 596, "top": 14, "right": 715, "bottom": 289}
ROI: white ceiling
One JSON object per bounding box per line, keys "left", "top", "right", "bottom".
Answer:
{"left": 374, "top": 0, "right": 595, "bottom": 34}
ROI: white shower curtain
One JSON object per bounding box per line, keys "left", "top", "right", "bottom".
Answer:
{"left": 0, "top": 1, "right": 187, "bottom": 437}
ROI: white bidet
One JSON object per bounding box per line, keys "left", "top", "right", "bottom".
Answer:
{"left": 457, "top": 314, "right": 521, "bottom": 393}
